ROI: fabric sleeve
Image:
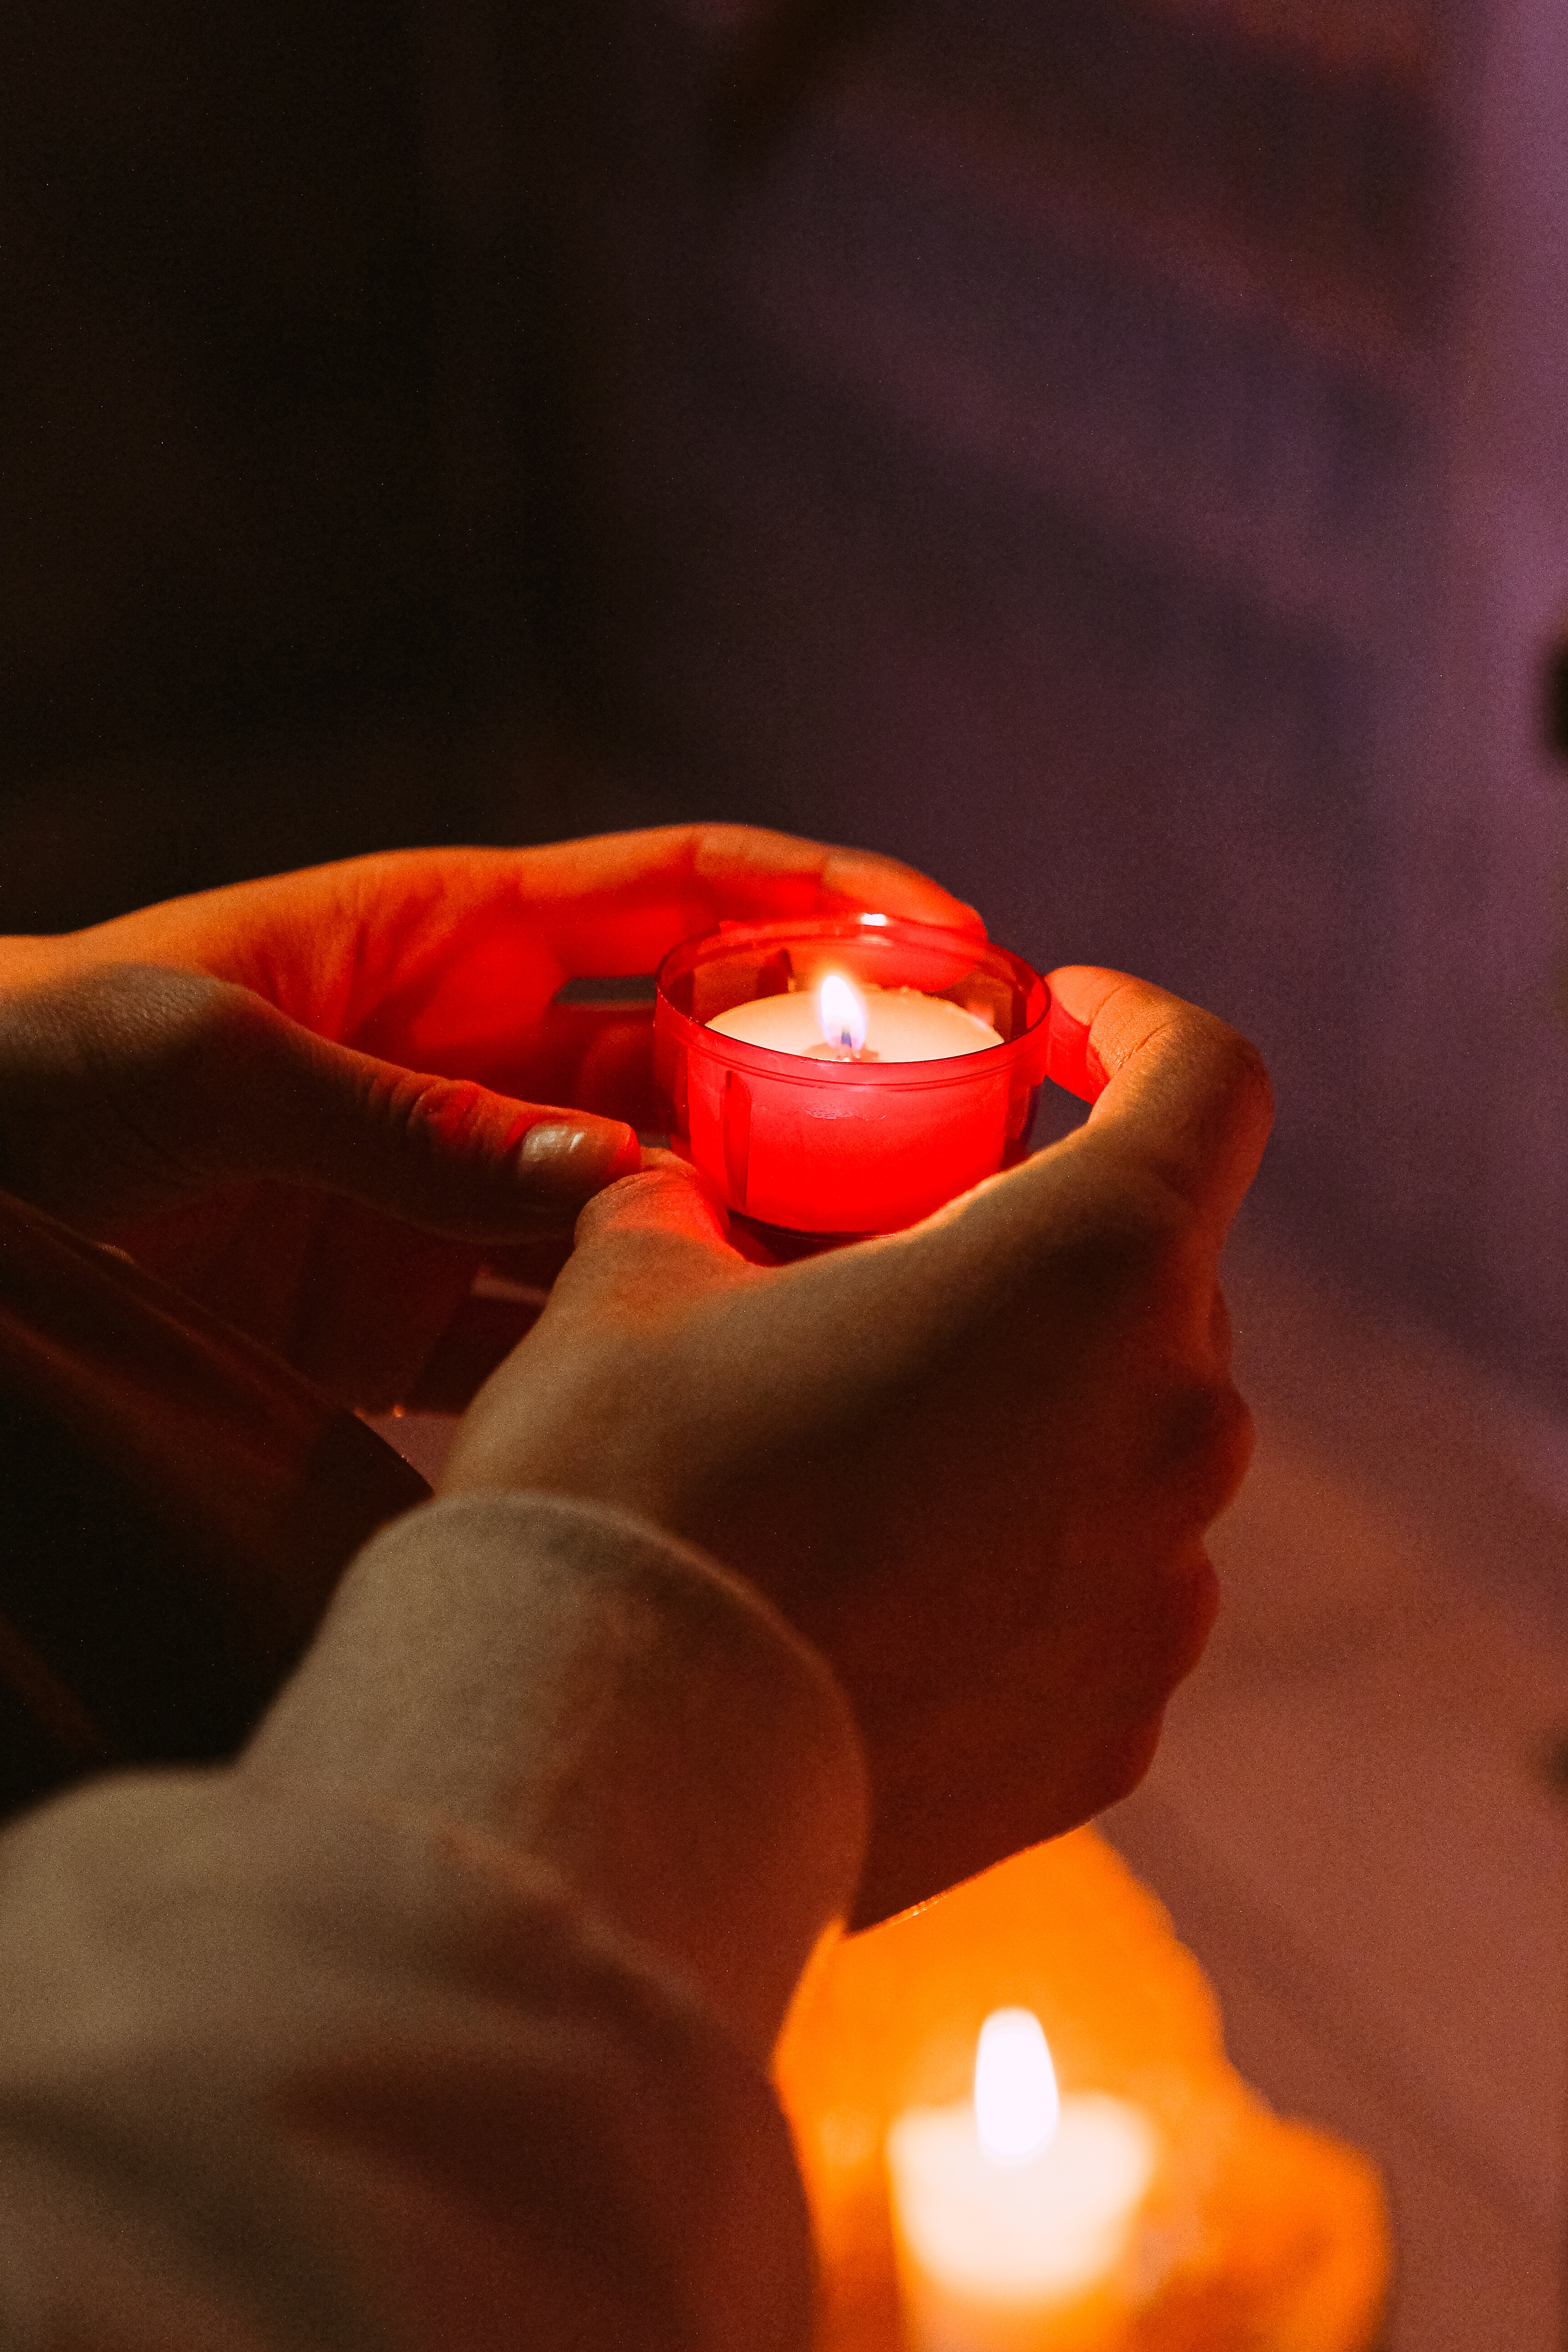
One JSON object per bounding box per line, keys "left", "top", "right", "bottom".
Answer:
{"left": 0, "top": 1492, "right": 869, "bottom": 2352}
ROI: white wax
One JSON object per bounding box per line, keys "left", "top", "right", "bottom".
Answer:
{"left": 708, "top": 984, "right": 1002, "bottom": 1061}
{"left": 887, "top": 2094, "right": 1158, "bottom": 2349}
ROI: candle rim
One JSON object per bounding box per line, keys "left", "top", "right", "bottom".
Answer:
{"left": 656, "top": 914, "right": 1048, "bottom": 1081}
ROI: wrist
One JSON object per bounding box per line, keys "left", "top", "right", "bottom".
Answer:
{"left": 244, "top": 1490, "right": 868, "bottom": 2056}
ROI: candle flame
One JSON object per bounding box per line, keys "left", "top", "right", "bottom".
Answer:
{"left": 974, "top": 2008, "right": 1060, "bottom": 2169}
{"left": 818, "top": 973, "right": 868, "bottom": 1054}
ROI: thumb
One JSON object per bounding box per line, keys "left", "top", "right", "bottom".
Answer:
{"left": 1043, "top": 966, "right": 1273, "bottom": 1244}
{"left": 0, "top": 964, "right": 641, "bottom": 1239}
{"left": 438, "top": 1154, "right": 751, "bottom": 1505}
{"left": 552, "top": 1153, "right": 749, "bottom": 1323}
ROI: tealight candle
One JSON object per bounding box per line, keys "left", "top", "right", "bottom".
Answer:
{"left": 709, "top": 977, "right": 1003, "bottom": 1064}
{"left": 654, "top": 916, "right": 1050, "bottom": 1234}
{"left": 886, "top": 2010, "right": 1159, "bottom": 2352}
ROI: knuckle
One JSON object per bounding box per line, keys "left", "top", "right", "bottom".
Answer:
{"left": 1116, "top": 1536, "right": 1222, "bottom": 1711}
{"left": 1098, "top": 1733, "right": 1160, "bottom": 1814}
{"left": 107, "top": 973, "right": 281, "bottom": 1159}
{"left": 1168, "top": 1376, "right": 1255, "bottom": 1522}
{"left": 376, "top": 1070, "right": 484, "bottom": 1149}
{"left": 52, "top": 961, "right": 215, "bottom": 1050}
{"left": 182, "top": 978, "right": 281, "bottom": 1069}
{"left": 103, "top": 964, "right": 274, "bottom": 1070}
{"left": 0, "top": 964, "right": 286, "bottom": 1208}
{"left": 28, "top": 963, "right": 279, "bottom": 1102}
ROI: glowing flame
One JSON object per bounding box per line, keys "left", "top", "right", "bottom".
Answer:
{"left": 974, "top": 2008, "right": 1060, "bottom": 2169}
{"left": 818, "top": 973, "right": 868, "bottom": 1054}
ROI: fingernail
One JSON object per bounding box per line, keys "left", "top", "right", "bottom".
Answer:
{"left": 516, "top": 1119, "right": 642, "bottom": 1205}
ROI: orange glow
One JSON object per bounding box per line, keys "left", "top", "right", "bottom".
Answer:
{"left": 775, "top": 1829, "right": 1390, "bottom": 2352}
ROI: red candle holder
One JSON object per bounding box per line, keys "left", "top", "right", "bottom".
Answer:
{"left": 654, "top": 916, "right": 1051, "bottom": 1236}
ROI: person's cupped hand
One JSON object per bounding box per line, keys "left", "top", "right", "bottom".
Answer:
{"left": 0, "top": 828, "right": 978, "bottom": 1408}
{"left": 441, "top": 967, "right": 1273, "bottom": 1922}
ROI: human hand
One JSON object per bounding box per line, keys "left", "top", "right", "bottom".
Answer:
{"left": 0, "top": 828, "right": 976, "bottom": 1406}
{"left": 440, "top": 968, "right": 1272, "bottom": 1922}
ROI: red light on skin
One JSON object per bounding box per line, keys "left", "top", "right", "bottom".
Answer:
{"left": 1043, "top": 994, "right": 1108, "bottom": 1104}
{"left": 655, "top": 918, "right": 1052, "bottom": 1237}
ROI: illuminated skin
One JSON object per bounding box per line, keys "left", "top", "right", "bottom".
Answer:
{"left": 443, "top": 966, "right": 1273, "bottom": 1924}
{"left": 0, "top": 833, "right": 1271, "bottom": 1920}
{"left": 0, "top": 833, "right": 1270, "bottom": 2345}
{"left": 0, "top": 829, "right": 978, "bottom": 1408}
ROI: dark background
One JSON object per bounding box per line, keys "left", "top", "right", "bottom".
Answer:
{"left": 1, "top": 0, "right": 582, "bottom": 930}
{"left": 6, "top": 0, "right": 1568, "bottom": 1411}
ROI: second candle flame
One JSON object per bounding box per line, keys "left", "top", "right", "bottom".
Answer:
{"left": 818, "top": 973, "right": 869, "bottom": 1055}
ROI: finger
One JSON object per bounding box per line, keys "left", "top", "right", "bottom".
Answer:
{"left": 45, "top": 829, "right": 982, "bottom": 1029}
{"left": 504, "top": 1157, "right": 757, "bottom": 1367}
{"left": 221, "top": 1002, "right": 644, "bottom": 1242}
{"left": 560, "top": 1154, "right": 746, "bottom": 1318}
{"left": 356, "top": 826, "right": 982, "bottom": 1014}
{"left": 440, "top": 1159, "right": 747, "bottom": 1487}
{"left": 504, "top": 826, "right": 987, "bottom": 966}
{"left": 4, "top": 966, "right": 641, "bottom": 1241}
{"left": 1043, "top": 967, "right": 1273, "bottom": 1238}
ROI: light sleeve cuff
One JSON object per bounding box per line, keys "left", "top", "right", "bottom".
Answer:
{"left": 243, "top": 1490, "right": 868, "bottom": 2056}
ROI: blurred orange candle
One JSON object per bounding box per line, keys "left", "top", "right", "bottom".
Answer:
{"left": 888, "top": 2008, "right": 1159, "bottom": 2350}
{"left": 774, "top": 1829, "right": 1391, "bottom": 2352}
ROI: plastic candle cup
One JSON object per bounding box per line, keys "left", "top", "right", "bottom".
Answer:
{"left": 885, "top": 2010, "right": 1160, "bottom": 2352}
{"left": 653, "top": 917, "right": 1050, "bottom": 1235}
